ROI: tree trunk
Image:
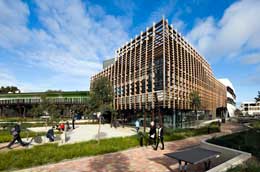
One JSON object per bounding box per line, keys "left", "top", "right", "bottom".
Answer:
{"left": 143, "top": 111, "right": 146, "bottom": 133}
{"left": 110, "top": 111, "right": 114, "bottom": 128}
{"left": 0, "top": 106, "right": 2, "bottom": 117}
{"left": 151, "top": 109, "right": 155, "bottom": 122}
{"left": 122, "top": 113, "right": 125, "bottom": 128}
{"left": 98, "top": 116, "right": 101, "bottom": 144}
{"left": 159, "top": 108, "right": 162, "bottom": 126}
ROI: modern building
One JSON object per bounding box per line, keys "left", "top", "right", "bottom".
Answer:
{"left": 0, "top": 91, "right": 89, "bottom": 117}
{"left": 240, "top": 101, "right": 260, "bottom": 116}
{"left": 91, "top": 19, "right": 226, "bottom": 127}
{"left": 218, "top": 78, "right": 236, "bottom": 118}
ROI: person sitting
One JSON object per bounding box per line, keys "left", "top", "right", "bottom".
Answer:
{"left": 59, "top": 123, "right": 65, "bottom": 131}
{"left": 46, "top": 127, "right": 55, "bottom": 142}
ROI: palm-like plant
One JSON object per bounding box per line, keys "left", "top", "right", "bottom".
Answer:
{"left": 190, "top": 91, "right": 201, "bottom": 120}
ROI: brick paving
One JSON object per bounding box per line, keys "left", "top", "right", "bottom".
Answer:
{"left": 15, "top": 122, "right": 244, "bottom": 172}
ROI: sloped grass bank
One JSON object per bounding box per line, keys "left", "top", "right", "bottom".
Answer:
{"left": 208, "top": 126, "right": 260, "bottom": 172}
{"left": 208, "top": 130, "right": 260, "bottom": 159}
{"left": 0, "top": 124, "right": 220, "bottom": 171}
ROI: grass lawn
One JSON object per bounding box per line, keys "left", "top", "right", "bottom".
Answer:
{"left": 0, "top": 124, "right": 220, "bottom": 171}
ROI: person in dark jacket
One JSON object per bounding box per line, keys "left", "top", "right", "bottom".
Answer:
{"left": 7, "top": 123, "right": 27, "bottom": 149}
{"left": 155, "top": 123, "right": 164, "bottom": 150}
{"left": 149, "top": 121, "right": 156, "bottom": 147}
{"left": 46, "top": 127, "right": 55, "bottom": 142}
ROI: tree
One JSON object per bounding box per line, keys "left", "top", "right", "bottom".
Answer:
{"left": 28, "top": 105, "right": 41, "bottom": 118}
{"left": 190, "top": 91, "right": 201, "bottom": 120}
{"left": 234, "top": 109, "right": 243, "bottom": 116}
{"left": 255, "top": 91, "right": 260, "bottom": 102}
{"left": 0, "top": 86, "right": 20, "bottom": 94}
{"left": 90, "top": 77, "right": 114, "bottom": 128}
{"left": 90, "top": 77, "right": 113, "bottom": 112}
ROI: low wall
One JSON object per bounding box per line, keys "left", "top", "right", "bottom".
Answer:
{"left": 200, "top": 139, "right": 251, "bottom": 172}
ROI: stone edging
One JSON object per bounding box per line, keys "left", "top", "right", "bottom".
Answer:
{"left": 200, "top": 139, "right": 251, "bottom": 172}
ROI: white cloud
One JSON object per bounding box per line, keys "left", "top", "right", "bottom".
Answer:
{"left": 0, "top": 0, "right": 130, "bottom": 90}
{"left": 242, "top": 52, "right": 260, "bottom": 64}
{"left": 0, "top": 66, "right": 37, "bottom": 92}
{"left": 172, "top": 18, "right": 186, "bottom": 33}
{"left": 186, "top": 0, "right": 260, "bottom": 61}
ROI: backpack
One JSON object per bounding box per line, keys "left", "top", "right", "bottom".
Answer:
{"left": 11, "top": 127, "right": 18, "bottom": 136}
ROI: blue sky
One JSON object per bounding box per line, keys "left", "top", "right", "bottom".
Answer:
{"left": 0, "top": 0, "right": 260, "bottom": 105}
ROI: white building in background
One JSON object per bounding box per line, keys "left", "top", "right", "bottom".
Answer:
{"left": 240, "top": 101, "right": 260, "bottom": 116}
{"left": 218, "top": 78, "right": 236, "bottom": 117}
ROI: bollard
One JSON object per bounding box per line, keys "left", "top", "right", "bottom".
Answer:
{"left": 139, "top": 132, "right": 143, "bottom": 146}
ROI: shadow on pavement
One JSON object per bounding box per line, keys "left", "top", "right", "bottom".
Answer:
{"left": 93, "top": 132, "right": 107, "bottom": 139}
{"left": 89, "top": 152, "right": 130, "bottom": 172}
{"left": 149, "top": 156, "right": 178, "bottom": 172}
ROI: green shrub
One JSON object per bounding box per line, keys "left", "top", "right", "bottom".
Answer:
{"left": 252, "top": 121, "right": 260, "bottom": 130}
{"left": 227, "top": 159, "right": 260, "bottom": 172}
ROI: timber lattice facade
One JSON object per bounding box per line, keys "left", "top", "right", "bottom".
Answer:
{"left": 91, "top": 19, "right": 226, "bottom": 117}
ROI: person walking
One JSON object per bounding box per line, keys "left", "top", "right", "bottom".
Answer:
{"left": 155, "top": 123, "right": 164, "bottom": 150}
{"left": 7, "top": 123, "right": 27, "bottom": 149}
{"left": 149, "top": 121, "right": 156, "bottom": 147}
{"left": 135, "top": 119, "right": 140, "bottom": 133}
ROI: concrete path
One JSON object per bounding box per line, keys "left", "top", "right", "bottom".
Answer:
{"left": 27, "top": 124, "right": 136, "bottom": 144}
{"left": 15, "top": 122, "right": 245, "bottom": 172}
{"left": 0, "top": 124, "right": 137, "bottom": 151}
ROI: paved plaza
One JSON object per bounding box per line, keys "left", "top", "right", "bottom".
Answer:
{"left": 15, "top": 123, "right": 244, "bottom": 172}
{"left": 28, "top": 124, "right": 137, "bottom": 144}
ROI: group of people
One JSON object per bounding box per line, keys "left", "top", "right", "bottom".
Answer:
{"left": 47, "top": 116, "right": 76, "bottom": 142}
{"left": 7, "top": 116, "right": 77, "bottom": 148}
{"left": 149, "top": 121, "right": 164, "bottom": 150}
{"left": 135, "top": 120, "right": 164, "bottom": 150}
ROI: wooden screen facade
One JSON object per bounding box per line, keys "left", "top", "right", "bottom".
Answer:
{"left": 91, "top": 19, "right": 226, "bottom": 117}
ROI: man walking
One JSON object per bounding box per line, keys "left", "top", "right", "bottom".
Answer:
{"left": 149, "top": 121, "right": 156, "bottom": 147}
{"left": 7, "top": 123, "right": 27, "bottom": 149}
{"left": 155, "top": 124, "right": 164, "bottom": 150}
